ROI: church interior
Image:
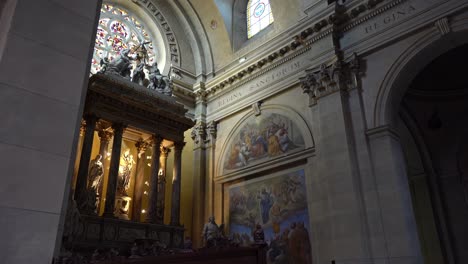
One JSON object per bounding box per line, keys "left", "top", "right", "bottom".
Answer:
{"left": 1, "top": 0, "right": 468, "bottom": 263}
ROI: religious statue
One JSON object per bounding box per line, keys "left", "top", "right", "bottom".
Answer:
{"left": 131, "top": 41, "right": 150, "bottom": 86}
{"left": 132, "top": 59, "right": 146, "bottom": 86}
{"left": 146, "top": 63, "right": 173, "bottom": 96}
{"left": 147, "top": 64, "right": 163, "bottom": 91}
{"left": 103, "top": 48, "right": 133, "bottom": 79}
{"left": 117, "top": 149, "right": 135, "bottom": 196}
{"left": 202, "top": 216, "right": 221, "bottom": 248}
{"left": 87, "top": 154, "right": 104, "bottom": 193}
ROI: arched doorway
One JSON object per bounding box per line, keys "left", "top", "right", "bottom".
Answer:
{"left": 395, "top": 43, "right": 468, "bottom": 264}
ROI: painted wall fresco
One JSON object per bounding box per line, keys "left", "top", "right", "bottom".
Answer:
{"left": 223, "top": 113, "right": 305, "bottom": 172}
{"left": 229, "top": 169, "right": 312, "bottom": 264}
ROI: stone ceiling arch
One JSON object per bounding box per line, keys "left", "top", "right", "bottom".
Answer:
{"left": 374, "top": 14, "right": 468, "bottom": 129}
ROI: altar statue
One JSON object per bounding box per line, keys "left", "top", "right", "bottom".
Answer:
{"left": 117, "top": 150, "right": 135, "bottom": 196}
{"left": 202, "top": 216, "right": 221, "bottom": 248}
{"left": 88, "top": 154, "right": 104, "bottom": 193}
{"left": 103, "top": 48, "right": 133, "bottom": 79}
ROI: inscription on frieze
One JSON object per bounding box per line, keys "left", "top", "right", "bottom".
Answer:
{"left": 208, "top": 58, "right": 304, "bottom": 114}
{"left": 363, "top": 4, "right": 416, "bottom": 34}
{"left": 342, "top": 0, "right": 444, "bottom": 48}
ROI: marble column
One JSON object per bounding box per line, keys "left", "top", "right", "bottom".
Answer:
{"left": 132, "top": 139, "right": 149, "bottom": 221}
{"left": 146, "top": 135, "right": 163, "bottom": 223}
{"left": 103, "top": 123, "right": 125, "bottom": 218}
{"left": 75, "top": 115, "right": 98, "bottom": 205}
{"left": 171, "top": 141, "right": 185, "bottom": 226}
{"left": 156, "top": 147, "right": 170, "bottom": 224}
{"left": 97, "top": 129, "right": 113, "bottom": 209}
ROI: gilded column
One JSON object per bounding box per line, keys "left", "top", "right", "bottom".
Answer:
{"left": 132, "top": 139, "right": 149, "bottom": 221}
{"left": 156, "top": 147, "right": 170, "bottom": 224}
{"left": 171, "top": 141, "right": 185, "bottom": 226}
{"left": 72, "top": 120, "right": 86, "bottom": 190}
{"left": 75, "top": 115, "right": 98, "bottom": 207}
{"left": 103, "top": 123, "right": 125, "bottom": 218}
{"left": 146, "top": 135, "right": 163, "bottom": 223}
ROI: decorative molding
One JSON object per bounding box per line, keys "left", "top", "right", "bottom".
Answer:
{"left": 132, "top": 0, "right": 180, "bottom": 65}
{"left": 435, "top": 17, "right": 451, "bottom": 36}
{"left": 340, "top": 0, "right": 406, "bottom": 32}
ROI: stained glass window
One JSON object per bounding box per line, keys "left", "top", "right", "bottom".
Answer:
{"left": 247, "top": 0, "right": 274, "bottom": 39}
{"left": 90, "top": 4, "right": 156, "bottom": 74}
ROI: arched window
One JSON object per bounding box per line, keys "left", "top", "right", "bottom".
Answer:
{"left": 247, "top": 0, "right": 274, "bottom": 39}
{"left": 90, "top": 4, "right": 157, "bottom": 74}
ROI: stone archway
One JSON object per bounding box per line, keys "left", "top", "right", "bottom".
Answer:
{"left": 395, "top": 43, "right": 468, "bottom": 264}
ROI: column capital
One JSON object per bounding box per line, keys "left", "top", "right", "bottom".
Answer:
{"left": 79, "top": 119, "right": 86, "bottom": 137}
{"left": 207, "top": 121, "right": 218, "bottom": 140}
{"left": 135, "top": 139, "right": 150, "bottom": 152}
{"left": 191, "top": 121, "right": 206, "bottom": 145}
{"left": 300, "top": 55, "right": 362, "bottom": 107}
{"left": 160, "top": 146, "right": 170, "bottom": 157}
{"left": 98, "top": 129, "right": 113, "bottom": 142}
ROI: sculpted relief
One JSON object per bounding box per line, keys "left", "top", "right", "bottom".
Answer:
{"left": 223, "top": 112, "right": 305, "bottom": 172}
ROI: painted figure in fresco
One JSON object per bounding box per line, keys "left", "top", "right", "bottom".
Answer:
{"left": 239, "top": 142, "right": 251, "bottom": 166}
{"left": 267, "top": 125, "right": 282, "bottom": 156}
{"left": 202, "top": 216, "right": 221, "bottom": 248}
{"left": 258, "top": 188, "right": 274, "bottom": 224}
{"left": 88, "top": 154, "right": 104, "bottom": 193}
{"left": 253, "top": 224, "right": 265, "bottom": 244}
{"left": 276, "top": 125, "right": 291, "bottom": 152}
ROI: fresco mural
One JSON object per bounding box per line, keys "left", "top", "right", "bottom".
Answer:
{"left": 223, "top": 113, "right": 305, "bottom": 172}
{"left": 229, "top": 169, "right": 312, "bottom": 264}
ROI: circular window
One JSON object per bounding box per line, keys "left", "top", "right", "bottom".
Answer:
{"left": 90, "top": 4, "right": 157, "bottom": 75}
{"left": 254, "top": 2, "right": 265, "bottom": 18}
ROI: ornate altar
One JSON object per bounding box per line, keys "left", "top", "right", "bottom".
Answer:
{"left": 63, "top": 68, "right": 194, "bottom": 257}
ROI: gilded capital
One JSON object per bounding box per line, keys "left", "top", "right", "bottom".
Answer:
{"left": 135, "top": 139, "right": 150, "bottom": 156}
{"left": 160, "top": 146, "right": 170, "bottom": 158}
{"left": 98, "top": 130, "right": 113, "bottom": 142}
{"left": 79, "top": 119, "right": 86, "bottom": 137}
